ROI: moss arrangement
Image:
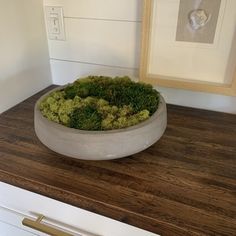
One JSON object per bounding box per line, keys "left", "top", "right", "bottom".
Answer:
{"left": 39, "top": 76, "right": 160, "bottom": 131}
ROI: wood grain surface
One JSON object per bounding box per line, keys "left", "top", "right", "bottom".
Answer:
{"left": 0, "top": 86, "right": 236, "bottom": 236}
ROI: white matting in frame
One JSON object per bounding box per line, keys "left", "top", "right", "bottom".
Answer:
{"left": 148, "top": 0, "right": 236, "bottom": 84}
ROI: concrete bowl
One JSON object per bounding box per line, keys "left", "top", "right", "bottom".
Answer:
{"left": 34, "top": 87, "right": 167, "bottom": 160}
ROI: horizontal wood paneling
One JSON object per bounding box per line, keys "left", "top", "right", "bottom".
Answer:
{"left": 44, "top": 0, "right": 142, "bottom": 21}
{"left": 157, "top": 86, "right": 236, "bottom": 114}
{"left": 50, "top": 59, "right": 138, "bottom": 85}
{"left": 44, "top": 0, "right": 236, "bottom": 114}
{"left": 48, "top": 18, "right": 140, "bottom": 69}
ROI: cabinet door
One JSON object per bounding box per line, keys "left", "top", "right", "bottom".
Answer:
{"left": 0, "top": 206, "right": 89, "bottom": 236}
{"left": 0, "top": 206, "right": 43, "bottom": 236}
{"left": 0, "top": 206, "right": 93, "bottom": 236}
{"left": 0, "top": 221, "right": 37, "bottom": 236}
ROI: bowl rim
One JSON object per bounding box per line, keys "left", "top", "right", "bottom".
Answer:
{"left": 35, "top": 86, "right": 166, "bottom": 135}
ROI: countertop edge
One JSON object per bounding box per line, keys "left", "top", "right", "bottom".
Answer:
{"left": 0, "top": 170, "right": 192, "bottom": 236}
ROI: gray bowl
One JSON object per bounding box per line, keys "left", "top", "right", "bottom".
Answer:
{"left": 34, "top": 87, "right": 167, "bottom": 160}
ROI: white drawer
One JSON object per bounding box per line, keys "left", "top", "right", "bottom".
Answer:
{"left": 0, "top": 182, "right": 159, "bottom": 236}
{"left": 0, "top": 220, "right": 38, "bottom": 236}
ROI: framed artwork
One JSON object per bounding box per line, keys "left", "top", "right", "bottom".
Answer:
{"left": 140, "top": 0, "right": 236, "bottom": 96}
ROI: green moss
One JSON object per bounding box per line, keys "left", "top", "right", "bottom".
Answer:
{"left": 70, "top": 105, "right": 102, "bottom": 130}
{"left": 64, "top": 76, "right": 159, "bottom": 115}
{"left": 39, "top": 76, "right": 160, "bottom": 131}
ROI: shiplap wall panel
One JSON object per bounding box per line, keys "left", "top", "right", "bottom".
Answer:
{"left": 50, "top": 60, "right": 236, "bottom": 113}
{"left": 44, "top": 0, "right": 142, "bottom": 21}
{"left": 43, "top": 0, "right": 236, "bottom": 113}
{"left": 48, "top": 18, "right": 141, "bottom": 68}
{"left": 50, "top": 59, "right": 138, "bottom": 85}
{"left": 158, "top": 86, "right": 236, "bottom": 114}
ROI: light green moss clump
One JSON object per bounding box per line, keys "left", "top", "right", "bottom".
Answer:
{"left": 39, "top": 76, "right": 159, "bottom": 131}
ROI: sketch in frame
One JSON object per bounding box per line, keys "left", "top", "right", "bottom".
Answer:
{"left": 176, "top": 0, "right": 222, "bottom": 44}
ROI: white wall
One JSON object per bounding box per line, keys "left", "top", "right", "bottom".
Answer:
{"left": 0, "top": 0, "right": 52, "bottom": 113}
{"left": 44, "top": 0, "right": 236, "bottom": 114}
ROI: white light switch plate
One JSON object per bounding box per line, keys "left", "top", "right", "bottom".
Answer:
{"left": 45, "top": 6, "right": 66, "bottom": 41}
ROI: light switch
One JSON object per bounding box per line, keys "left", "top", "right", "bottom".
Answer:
{"left": 45, "top": 6, "right": 65, "bottom": 41}
{"left": 49, "top": 13, "right": 60, "bottom": 34}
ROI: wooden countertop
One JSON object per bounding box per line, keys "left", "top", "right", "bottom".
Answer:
{"left": 0, "top": 86, "right": 236, "bottom": 236}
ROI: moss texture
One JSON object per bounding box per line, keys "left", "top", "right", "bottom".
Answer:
{"left": 39, "top": 76, "right": 160, "bottom": 131}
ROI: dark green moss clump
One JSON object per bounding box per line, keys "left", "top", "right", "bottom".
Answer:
{"left": 64, "top": 76, "right": 159, "bottom": 115}
{"left": 70, "top": 105, "right": 102, "bottom": 130}
{"left": 39, "top": 76, "right": 160, "bottom": 131}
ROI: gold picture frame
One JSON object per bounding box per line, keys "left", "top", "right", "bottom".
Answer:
{"left": 140, "top": 0, "right": 236, "bottom": 96}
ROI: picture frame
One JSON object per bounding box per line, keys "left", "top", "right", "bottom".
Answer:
{"left": 140, "top": 0, "right": 236, "bottom": 96}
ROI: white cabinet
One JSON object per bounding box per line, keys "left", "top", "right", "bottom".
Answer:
{"left": 0, "top": 182, "right": 159, "bottom": 236}
{"left": 0, "top": 221, "right": 37, "bottom": 236}
{"left": 0, "top": 208, "right": 40, "bottom": 236}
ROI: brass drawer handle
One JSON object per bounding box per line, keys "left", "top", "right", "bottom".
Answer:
{"left": 22, "top": 214, "right": 74, "bottom": 236}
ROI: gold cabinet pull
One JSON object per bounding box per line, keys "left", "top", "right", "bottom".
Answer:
{"left": 22, "top": 215, "right": 74, "bottom": 236}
